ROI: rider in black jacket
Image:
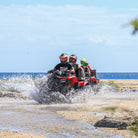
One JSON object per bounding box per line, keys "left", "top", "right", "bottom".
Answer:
{"left": 48, "top": 53, "right": 75, "bottom": 75}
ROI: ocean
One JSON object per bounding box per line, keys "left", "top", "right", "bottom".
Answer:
{"left": 0, "top": 72, "right": 138, "bottom": 79}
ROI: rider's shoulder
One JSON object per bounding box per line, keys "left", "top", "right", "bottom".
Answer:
{"left": 54, "top": 63, "right": 62, "bottom": 68}
{"left": 67, "top": 62, "right": 73, "bottom": 67}
{"left": 73, "top": 63, "right": 79, "bottom": 68}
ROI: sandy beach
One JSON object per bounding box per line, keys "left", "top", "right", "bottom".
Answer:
{"left": 0, "top": 79, "right": 138, "bottom": 137}
{"left": 100, "top": 79, "right": 138, "bottom": 92}
{"left": 0, "top": 129, "right": 44, "bottom": 138}
{"left": 57, "top": 100, "right": 138, "bottom": 137}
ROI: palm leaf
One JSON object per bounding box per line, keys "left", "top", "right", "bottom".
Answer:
{"left": 129, "top": 19, "right": 138, "bottom": 34}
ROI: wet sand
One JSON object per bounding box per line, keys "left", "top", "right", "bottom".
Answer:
{"left": 100, "top": 79, "right": 138, "bottom": 91}
{"left": 0, "top": 79, "right": 138, "bottom": 137}
{"left": 0, "top": 98, "right": 138, "bottom": 137}
{"left": 57, "top": 100, "right": 138, "bottom": 137}
{"left": 0, "top": 129, "right": 44, "bottom": 138}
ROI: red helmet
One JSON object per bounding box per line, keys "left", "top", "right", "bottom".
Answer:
{"left": 69, "top": 54, "right": 77, "bottom": 64}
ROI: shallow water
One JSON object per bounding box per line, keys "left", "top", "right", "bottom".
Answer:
{"left": 0, "top": 99, "right": 126, "bottom": 138}
{"left": 0, "top": 76, "right": 138, "bottom": 137}
{"left": 0, "top": 90, "right": 138, "bottom": 138}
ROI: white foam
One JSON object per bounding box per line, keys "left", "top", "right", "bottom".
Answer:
{"left": 1, "top": 75, "right": 138, "bottom": 104}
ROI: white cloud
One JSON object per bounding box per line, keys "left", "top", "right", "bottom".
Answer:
{"left": 0, "top": 5, "right": 138, "bottom": 48}
{"left": 0, "top": 5, "right": 138, "bottom": 72}
{"left": 128, "top": 8, "right": 138, "bottom": 12}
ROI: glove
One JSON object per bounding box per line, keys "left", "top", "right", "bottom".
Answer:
{"left": 66, "top": 70, "right": 71, "bottom": 76}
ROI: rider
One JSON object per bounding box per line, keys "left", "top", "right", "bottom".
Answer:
{"left": 69, "top": 54, "right": 85, "bottom": 81}
{"left": 86, "top": 61, "right": 97, "bottom": 77}
{"left": 48, "top": 53, "right": 75, "bottom": 75}
{"left": 83, "top": 60, "right": 97, "bottom": 77}
{"left": 80, "top": 58, "right": 91, "bottom": 77}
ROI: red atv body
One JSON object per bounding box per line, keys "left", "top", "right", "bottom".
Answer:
{"left": 59, "top": 75, "right": 99, "bottom": 90}
{"left": 47, "top": 70, "right": 99, "bottom": 95}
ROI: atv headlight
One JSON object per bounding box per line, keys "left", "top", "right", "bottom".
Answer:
{"left": 60, "top": 79, "right": 66, "bottom": 83}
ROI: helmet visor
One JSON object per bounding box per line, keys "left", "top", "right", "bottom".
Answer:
{"left": 69, "top": 58, "right": 76, "bottom": 63}
{"left": 81, "top": 61, "right": 88, "bottom": 66}
{"left": 60, "top": 57, "right": 67, "bottom": 61}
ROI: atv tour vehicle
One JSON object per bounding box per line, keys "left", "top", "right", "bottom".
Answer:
{"left": 47, "top": 70, "right": 99, "bottom": 96}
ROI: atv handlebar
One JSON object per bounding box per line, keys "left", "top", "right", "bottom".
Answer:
{"left": 48, "top": 70, "right": 75, "bottom": 76}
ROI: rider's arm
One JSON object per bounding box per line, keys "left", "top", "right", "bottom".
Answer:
{"left": 69, "top": 68, "right": 75, "bottom": 73}
{"left": 47, "top": 69, "right": 54, "bottom": 73}
{"left": 87, "top": 67, "right": 91, "bottom": 76}
{"left": 78, "top": 65, "right": 83, "bottom": 71}
{"left": 48, "top": 63, "right": 61, "bottom": 73}
{"left": 66, "top": 67, "right": 75, "bottom": 76}
{"left": 88, "top": 65, "right": 93, "bottom": 72}
{"left": 54, "top": 63, "right": 61, "bottom": 70}
{"left": 67, "top": 63, "right": 75, "bottom": 75}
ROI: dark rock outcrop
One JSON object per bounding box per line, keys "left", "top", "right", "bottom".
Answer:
{"left": 94, "top": 117, "right": 129, "bottom": 129}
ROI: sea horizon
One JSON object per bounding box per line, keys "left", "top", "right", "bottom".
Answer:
{"left": 0, "top": 72, "right": 138, "bottom": 79}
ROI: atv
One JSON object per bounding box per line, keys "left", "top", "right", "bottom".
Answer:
{"left": 47, "top": 70, "right": 99, "bottom": 96}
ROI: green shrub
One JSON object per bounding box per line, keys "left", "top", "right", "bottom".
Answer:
{"left": 130, "top": 126, "right": 137, "bottom": 132}
{"left": 108, "top": 80, "right": 119, "bottom": 91}
{"left": 130, "top": 119, "right": 138, "bottom": 135}
{"left": 103, "top": 106, "right": 118, "bottom": 112}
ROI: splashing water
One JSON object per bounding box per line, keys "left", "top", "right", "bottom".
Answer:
{"left": 32, "top": 75, "right": 118, "bottom": 104}
{"left": 0, "top": 75, "right": 36, "bottom": 96}
{"left": 0, "top": 74, "right": 137, "bottom": 104}
{"left": 32, "top": 75, "right": 72, "bottom": 104}
{"left": 0, "top": 75, "right": 76, "bottom": 103}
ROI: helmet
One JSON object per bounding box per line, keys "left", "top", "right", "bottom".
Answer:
{"left": 80, "top": 58, "right": 88, "bottom": 67}
{"left": 80, "top": 58, "right": 87, "bottom": 65}
{"left": 59, "top": 53, "right": 68, "bottom": 63}
{"left": 69, "top": 54, "right": 77, "bottom": 64}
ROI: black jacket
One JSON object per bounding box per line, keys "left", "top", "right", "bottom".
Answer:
{"left": 54, "top": 62, "right": 73, "bottom": 72}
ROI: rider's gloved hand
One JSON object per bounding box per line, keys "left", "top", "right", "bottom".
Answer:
{"left": 66, "top": 70, "right": 71, "bottom": 76}
{"left": 47, "top": 70, "right": 53, "bottom": 74}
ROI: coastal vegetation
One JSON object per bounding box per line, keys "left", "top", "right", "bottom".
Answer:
{"left": 103, "top": 106, "right": 118, "bottom": 112}
{"left": 107, "top": 80, "right": 119, "bottom": 91}
{"left": 99, "top": 80, "right": 119, "bottom": 91}
{"left": 100, "top": 80, "right": 138, "bottom": 92}
{"left": 124, "top": 18, "right": 138, "bottom": 35}
{"left": 129, "top": 18, "right": 138, "bottom": 35}
{"left": 129, "top": 118, "right": 138, "bottom": 135}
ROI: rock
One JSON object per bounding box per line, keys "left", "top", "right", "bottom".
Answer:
{"left": 94, "top": 117, "right": 129, "bottom": 129}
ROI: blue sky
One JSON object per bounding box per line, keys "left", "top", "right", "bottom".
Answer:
{"left": 0, "top": 0, "right": 138, "bottom": 72}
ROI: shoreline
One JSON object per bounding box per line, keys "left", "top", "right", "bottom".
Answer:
{"left": 0, "top": 129, "right": 44, "bottom": 138}
{"left": 56, "top": 100, "right": 138, "bottom": 137}
{"left": 0, "top": 79, "right": 138, "bottom": 137}
{"left": 0, "top": 99, "right": 137, "bottom": 137}
{"left": 100, "top": 79, "right": 138, "bottom": 92}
